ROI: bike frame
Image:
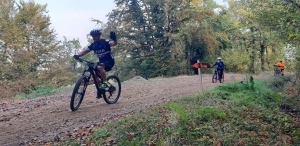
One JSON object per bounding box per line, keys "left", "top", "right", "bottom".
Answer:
{"left": 214, "top": 68, "right": 220, "bottom": 77}
{"left": 78, "top": 58, "right": 103, "bottom": 93}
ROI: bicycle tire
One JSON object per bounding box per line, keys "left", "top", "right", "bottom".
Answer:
{"left": 277, "top": 70, "right": 281, "bottom": 76}
{"left": 70, "top": 76, "right": 88, "bottom": 111}
{"left": 274, "top": 68, "right": 280, "bottom": 76}
{"left": 103, "top": 75, "right": 121, "bottom": 104}
{"left": 220, "top": 74, "right": 224, "bottom": 83}
{"left": 212, "top": 73, "right": 217, "bottom": 83}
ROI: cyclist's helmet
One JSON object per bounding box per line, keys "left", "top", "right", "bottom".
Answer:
{"left": 217, "top": 57, "right": 222, "bottom": 60}
{"left": 280, "top": 60, "right": 282, "bottom": 62}
{"left": 90, "top": 29, "right": 102, "bottom": 36}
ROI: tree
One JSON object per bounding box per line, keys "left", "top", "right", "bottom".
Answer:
{"left": 0, "top": 0, "right": 59, "bottom": 98}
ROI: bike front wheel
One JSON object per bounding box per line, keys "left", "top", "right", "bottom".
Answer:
{"left": 70, "top": 76, "right": 88, "bottom": 111}
{"left": 103, "top": 75, "right": 121, "bottom": 104}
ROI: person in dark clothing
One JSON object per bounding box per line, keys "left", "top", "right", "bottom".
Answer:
{"left": 190, "top": 54, "right": 200, "bottom": 74}
{"left": 211, "top": 57, "right": 225, "bottom": 80}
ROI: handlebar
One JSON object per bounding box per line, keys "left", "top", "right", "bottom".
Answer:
{"left": 75, "top": 57, "right": 95, "bottom": 67}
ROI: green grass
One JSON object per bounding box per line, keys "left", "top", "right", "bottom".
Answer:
{"left": 15, "top": 86, "right": 73, "bottom": 99}
{"left": 83, "top": 76, "right": 300, "bottom": 146}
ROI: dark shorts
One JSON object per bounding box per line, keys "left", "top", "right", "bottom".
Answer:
{"left": 96, "top": 59, "right": 115, "bottom": 72}
{"left": 281, "top": 69, "right": 284, "bottom": 71}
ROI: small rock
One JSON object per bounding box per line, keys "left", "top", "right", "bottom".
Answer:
{"left": 54, "top": 134, "right": 60, "bottom": 142}
{"left": 93, "top": 123, "right": 100, "bottom": 126}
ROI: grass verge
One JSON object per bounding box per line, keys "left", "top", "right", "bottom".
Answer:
{"left": 73, "top": 76, "right": 300, "bottom": 145}
{"left": 15, "top": 86, "right": 73, "bottom": 99}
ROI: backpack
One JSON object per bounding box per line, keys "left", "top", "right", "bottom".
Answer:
{"left": 219, "top": 62, "right": 224, "bottom": 68}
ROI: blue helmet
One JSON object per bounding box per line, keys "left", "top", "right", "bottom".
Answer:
{"left": 90, "top": 29, "right": 102, "bottom": 35}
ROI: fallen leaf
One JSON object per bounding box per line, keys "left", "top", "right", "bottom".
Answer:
{"left": 261, "top": 131, "right": 269, "bottom": 137}
{"left": 79, "top": 131, "right": 88, "bottom": 136}
{"left": 128, "top": 132, "right": 134, "bottom": 140}
{"left": 73, "top": 128, "right": 79, "bottom": 132}
{"left": 213, "top": 140, "right": 222, "bottom": 146}
{"left": 0, "top": 101, "right": 8, "bottom": 105}
{"left": 106, "top": 136, "right": 116, "bottom": 143}
{"left": 160, "top": 118, "right": 167, "bottom": 126}
{"left": 248, "top": 131, "right": 256, "bottom": 137}
{"left": 147, "top": 140, "right": 157, "bottom": 146}
{"left": 237, "top": 138, "right": 247, "bottom": 146}
{"left": 129, "top": 122, "right": 134, "bottom": 127}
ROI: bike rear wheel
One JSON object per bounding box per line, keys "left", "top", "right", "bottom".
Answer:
{"left": 103, "top": 75, "right": 121, "bottom": 104}
{"left": 274, "top": 68, "right": 280, "bottom": 76}
{"left": 212, "top": 73, "right": 217, "bottom": 83}
{"left": 220, "top": 74, "right": 224, "bottom": 83}
{"left": 70, "top": 76, "right": 88, "bottom": 111}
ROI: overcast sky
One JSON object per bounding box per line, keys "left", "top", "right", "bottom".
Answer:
{"left": 26, "top": 0, "right": 226, "bottom": 47}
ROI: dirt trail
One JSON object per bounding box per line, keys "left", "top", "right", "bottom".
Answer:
{"left": 0, "top": 73, "right": 272, "bottom": 145}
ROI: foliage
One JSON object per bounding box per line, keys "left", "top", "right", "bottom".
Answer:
{"left": 15, "top": 86, "right": 72, "bottom": 99}
{"left": 0, "top": 0, "right": 299, "bottom": 98}
{"left": 96, "top": 0, "right": 229, "bottom": 79}
{"left": 254, "top": 0, "right": 300, "bottom": 84}
{"left": 86, "top": 77, "right": 300, "bottom": 145}
{"left": 0, "top": 0, "right": 83, "bottom": 99}
{"left": 0, "top": 0, "right": 59, "bottom": 98}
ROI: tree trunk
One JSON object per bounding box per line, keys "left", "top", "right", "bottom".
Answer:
{"left": 260, "top": 42, "right": 265, "bottom": 71}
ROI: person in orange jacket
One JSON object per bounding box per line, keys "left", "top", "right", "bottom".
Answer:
{"left": 274, "top": 60, "right": 285, "bottom": 76}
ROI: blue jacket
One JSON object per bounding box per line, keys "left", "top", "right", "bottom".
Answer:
{"left": 212, "top": 61, "right": 224, "bottom": 70}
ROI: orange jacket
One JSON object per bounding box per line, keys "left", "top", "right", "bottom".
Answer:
{"left": 192, "top": 63, "right": 209, "bottom": 68}
{"left": 275, "top": 62, "right": 285, "bottom": 69}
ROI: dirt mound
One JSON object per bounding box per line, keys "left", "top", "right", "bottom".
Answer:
{"left": 123, "top": 76, "right": 148, "bottom": 84}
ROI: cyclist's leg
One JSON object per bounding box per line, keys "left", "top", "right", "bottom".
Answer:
{"left": 98, "top": 59, "right": 115, "bottom": 81}
{"left": 193, "top": 68, "right": 198, "bottom": 74}
{"left": 97, "top": 63, "right": 107, "bottom": 81}
{"left": 219, "top": 69, "right": 224, "bottom": 79}
{"left": 217, "top": 69, "right": 220, "bottom": 80}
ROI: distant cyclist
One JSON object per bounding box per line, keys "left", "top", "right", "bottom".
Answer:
{"left": 211, "top": 57, "right": 225, "bottom": 80}
{"left": 274, "top": 60, "right": 285, "bottom": 76}
{"left": 74, "top": 29, "right": 117, "bottom": 98}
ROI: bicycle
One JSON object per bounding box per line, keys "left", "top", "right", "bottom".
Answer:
{"left": 274, "top": 66, "right": 281, "bottom": 76}
{"left": 70, "top": 57, "right": 121, "bottom": 111}
{"left": 212, "top": 68, "right": 224, "bottom": 83}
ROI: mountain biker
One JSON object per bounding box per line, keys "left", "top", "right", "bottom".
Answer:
{"left": 211, "top": 57, "right": 225, "bottom": 80}
{"left": 73, "top": 29, "right": 117, "bottom": 98}
{"left": 190, "top": 54, "right": 200, "bottom": 74}
{"left": 274, "top": 60, "right": 285, "bottom": 76}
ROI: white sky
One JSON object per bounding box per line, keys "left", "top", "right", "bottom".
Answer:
{"left": 26, "top": 0, "right": 226, "bottom": 47}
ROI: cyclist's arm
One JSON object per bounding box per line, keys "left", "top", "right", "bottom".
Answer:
{"left": 78, "top": 49, "right": 90, "bottom": 57}
{"left": 211, "top": 62, "right": 217, "bottom": 68}
{"left": 109, "top": 40, "right": 117, "bottom": 46}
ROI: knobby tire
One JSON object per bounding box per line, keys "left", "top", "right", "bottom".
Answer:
{"left": 70, "top": 76, "right": 88, "bottom": 111}
{"left": 103, "top": 75, "right": 121, "bottom": 104}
